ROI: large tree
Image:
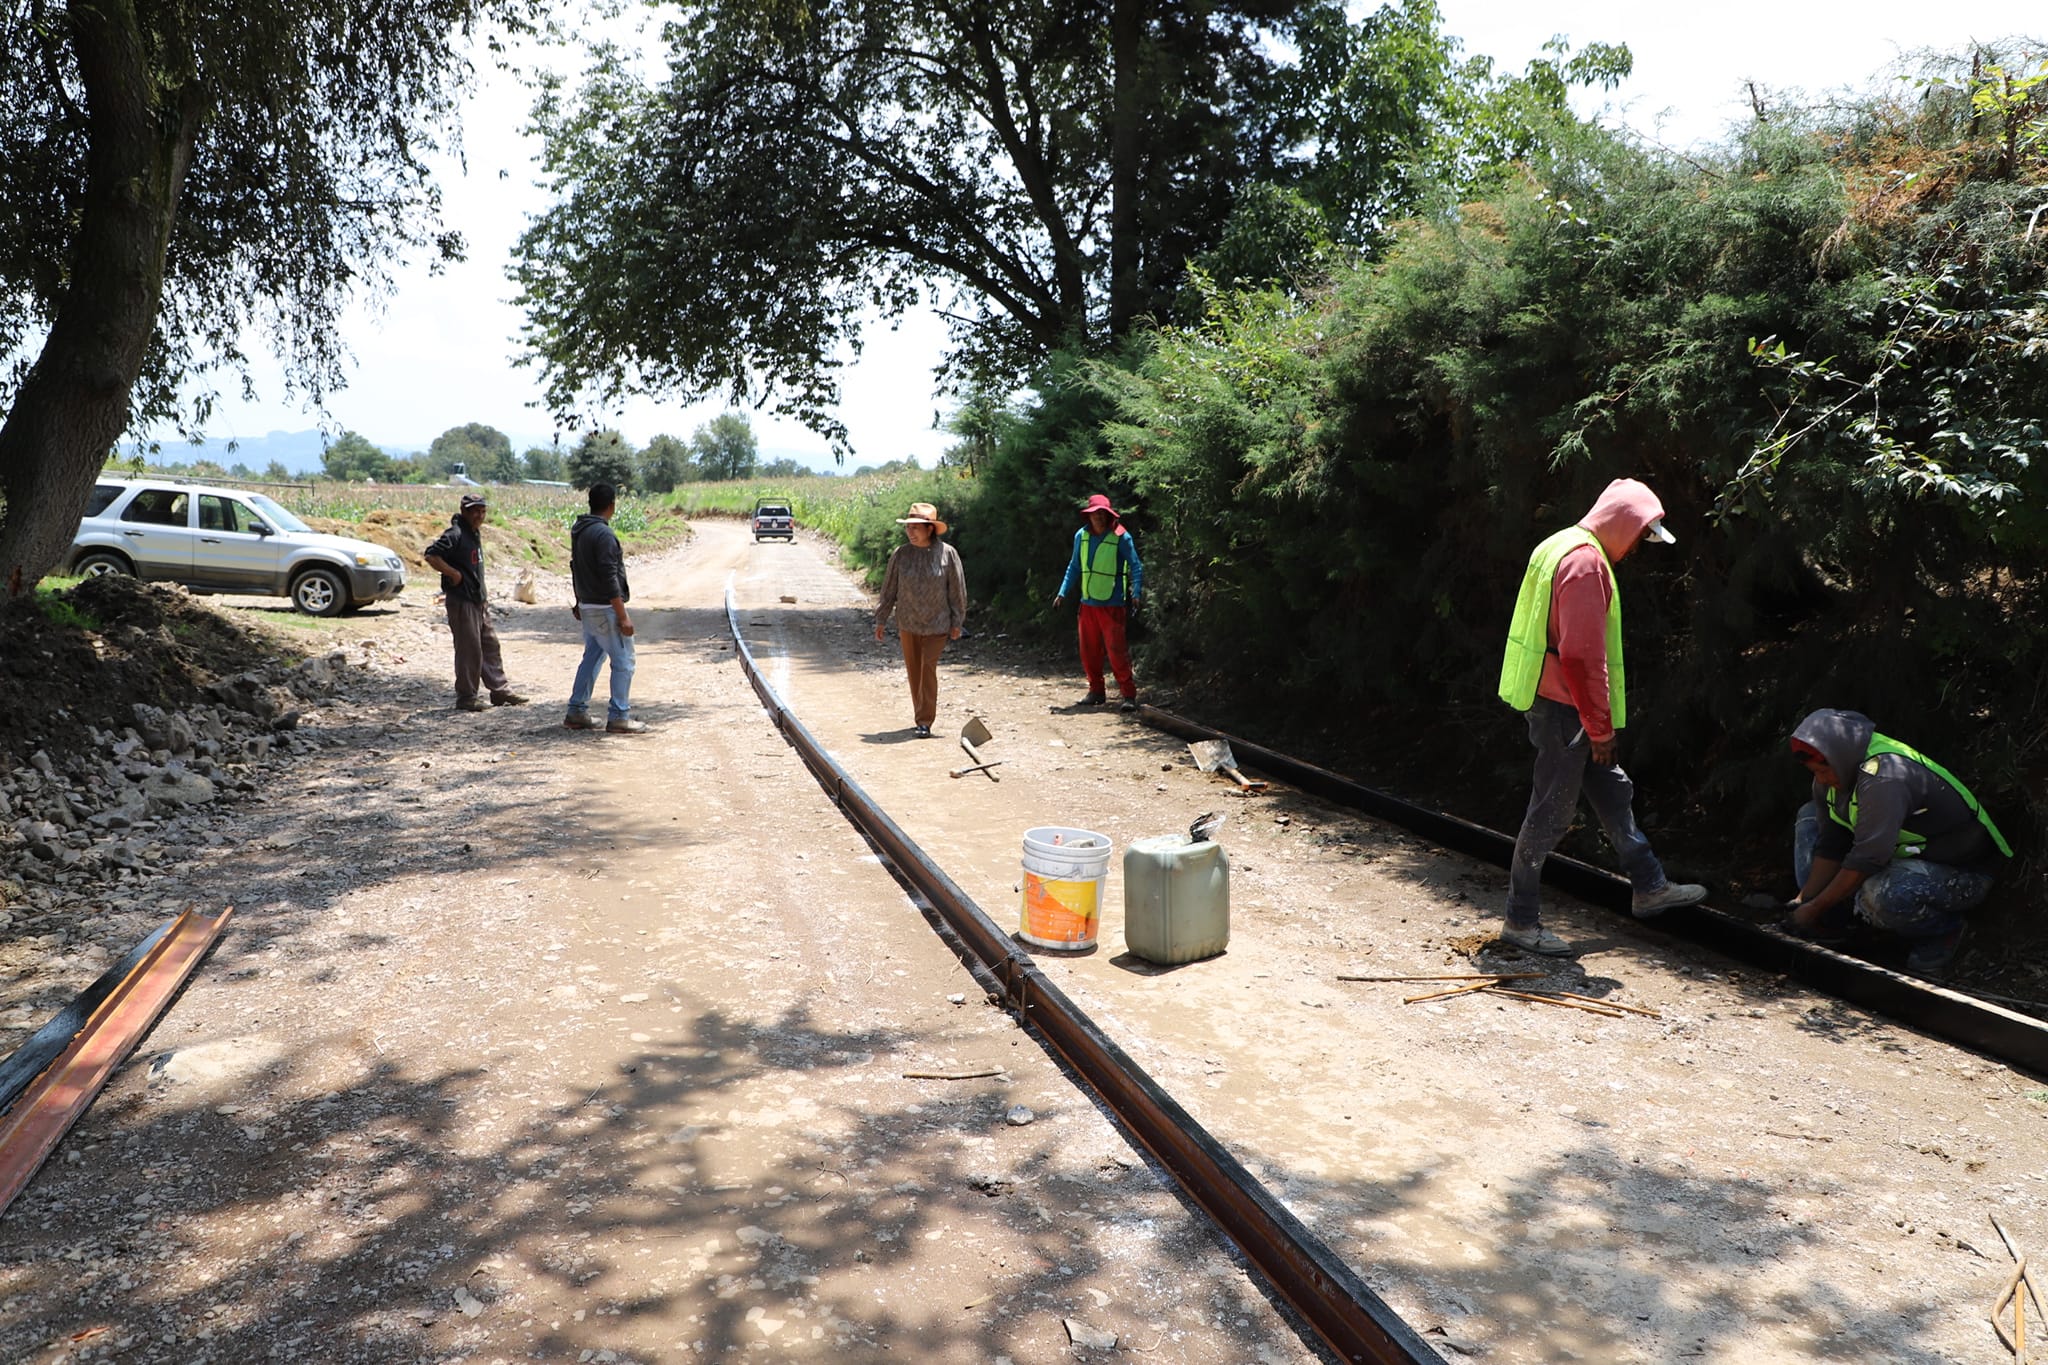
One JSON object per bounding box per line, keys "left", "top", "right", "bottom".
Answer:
{"left": 0, "top": 0, "right": 532, "bottom": 592}
{"left": 429, "top": 422, "right": 517, "bottom": 481}
{"left": 689, "top": 413, "right": 757, "bottom": 482}
{"left": 510, "top": 0, "right": 1456, "bottom": 450}
{"left": 566, "top": 428, "right": 635, "bottom": 491}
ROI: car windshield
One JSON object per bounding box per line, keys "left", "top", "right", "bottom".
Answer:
{"left": 757, "top": 505, "right": 790, "bottom": 517}
{"left": 245, "top": 493, "right": 310, "bottom": 533}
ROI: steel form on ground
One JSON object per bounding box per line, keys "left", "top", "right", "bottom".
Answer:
{"left": 724, "top": 584, "right": 1442, "bottom": 1365}
{"left": 1134, "top": 705, "right": 2048, "bottom": 1078}
{"left": 0, "top": 907, "right": 234, "bottom": 1219}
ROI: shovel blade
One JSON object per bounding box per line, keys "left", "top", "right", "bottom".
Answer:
{"left": 1188, "top": 738, "right": 1235, "bottom": 773}
{"left": 960, "top": 716, "right": 993, "bottom": 748}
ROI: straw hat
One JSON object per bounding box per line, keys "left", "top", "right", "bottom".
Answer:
{"left": 896, "top": 502, "right": 948, "bottom": 535}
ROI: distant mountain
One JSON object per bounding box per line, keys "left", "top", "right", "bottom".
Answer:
{"left": 125, "top": 429, "right": 337, "bottom": 475}
{"left": 124, "top": 430, "right": 884, "bottom": 477}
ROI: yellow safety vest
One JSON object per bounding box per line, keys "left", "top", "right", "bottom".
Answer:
{"left": 1826, "top": 732, "right": 2013, "bottom": 860}
{"left": 1079, "top": 532, "right": 1127, "bottom": 603}
{"left": 1498, "top": 526, "right": 1625, "bottom": 728}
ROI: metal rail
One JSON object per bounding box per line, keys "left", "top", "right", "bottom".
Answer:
{"left": 725, "top": 585, "right": 1442, "bottom": 1365}
{"left": 0, "top": 907, "right": 234, "bottom": 1219}
{"left": 1135, "top": 705, "right": 2048, "bottom": 1078}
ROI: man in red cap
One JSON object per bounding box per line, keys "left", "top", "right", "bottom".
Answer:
{"left": 1052, "top": 494, "right": 1144, "bottom": 710}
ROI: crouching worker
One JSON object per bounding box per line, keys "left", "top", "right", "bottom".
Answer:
{"left": 1785, "top": 709, "right": 2012, "bottom": 975}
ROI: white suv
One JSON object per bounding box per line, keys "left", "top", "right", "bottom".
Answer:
{"left": 69, "top": 477, "right": 407, "bottom": 616}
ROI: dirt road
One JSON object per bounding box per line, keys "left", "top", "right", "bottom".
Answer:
{"left": 0, "top": 525, "right": 1313, "bottom": 1364}
{"left": 5, "top": 519, "right": 2046, "bottom": 1365}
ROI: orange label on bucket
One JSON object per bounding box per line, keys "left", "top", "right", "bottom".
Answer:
{"left": 1023, "top": 872, "right": 1099, "bottom": 944}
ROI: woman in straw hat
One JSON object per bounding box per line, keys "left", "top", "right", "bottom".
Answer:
{"left": 873, "top": 502, "right": 967, "bottom": 737}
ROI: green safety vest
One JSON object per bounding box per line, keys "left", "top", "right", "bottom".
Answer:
{"left": 1826, "top": 732, "right": 2014, "bottom": 860}
{"left": 1498, "top": 526, "right": 1626, "bottom": 728}
{"left": 1080, "top": 532, "right": 1127, "bottom": 602}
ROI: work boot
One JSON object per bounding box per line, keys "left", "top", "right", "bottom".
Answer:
{"left": 563, "top": 711, "right": 594, "bottom": 730}
{"left": 1632, "top": 881, "right": 1708, "bottom": 918}
{"left": 1906, "top": 926, "right": 1966, "bottom": 977}
{"left": 606, "top": 717, "right": 649, "bottom": 734}
{"left": 491, "top": 690, "right": 530, "bottom": 707}
{"left": 1080, "top": 692, "right": 1107, "bottom": 707}
{"left": 1118, "top": 697, "right": 1139, "bottom": 713}
{"left": 1498, "top": 923, "right": 1577, "bottom": 957}
{"left": 455, "top": 696, "right": 488, "bottom": 713}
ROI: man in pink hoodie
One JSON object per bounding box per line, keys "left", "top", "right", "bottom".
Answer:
{"left": 1495, "top": 478, "right": 1707, "bottom": 955}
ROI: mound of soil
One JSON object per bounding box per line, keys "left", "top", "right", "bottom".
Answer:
{"left": 0, "top": 576, "right": 285, "bottom": 769}
{"left": 308, "top": 510, "right": 547, "bottom": 574}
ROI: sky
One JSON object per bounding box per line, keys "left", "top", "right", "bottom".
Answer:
{"left": 179, "top": 2, "right": 2042, "bottom": 469}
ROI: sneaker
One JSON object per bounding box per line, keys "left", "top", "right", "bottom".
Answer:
{"left": 605, "top": 717, "right": 649, "bottom": 734}
{"left": 1080, "top": 693, "right": 1107, "bottom": 706}
{"left": 1498, "top": 923, "right": 1578, "bottom": 957}
{"left": 1632, "top": 881, "right": 1708, "bottom": 918}
{"left": 490, "top": 690, "right": 530, "bottom": 707}
{"left": 1118, "top": 698, "right": 1138, "bottom": 713}
{"left": 563, "top": 712, "right": 594, "bottom": 730}
{"left": 913, "top": 724, "right": 932, "bottom": 738}
{"left": 1905, "top": 926, "right": 1965, "bottom": 976}
{"left": 455, "top": 697, "right": 488, "bottom": 713}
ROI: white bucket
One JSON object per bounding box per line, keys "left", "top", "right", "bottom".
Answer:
{"left": 1020, "top": 826, "right": 1113, "bottom": 951}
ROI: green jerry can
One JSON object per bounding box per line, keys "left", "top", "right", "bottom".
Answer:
{"left": 1121, "top": 833, "right": 1230, "bottom": 965}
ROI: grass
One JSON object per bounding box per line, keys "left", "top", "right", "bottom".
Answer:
{"left": 34, "top": 575, "right": 99, "bottom": 631}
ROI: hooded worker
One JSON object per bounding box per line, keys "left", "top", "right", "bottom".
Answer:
{"left": 1785, "top": 709, "right": 2011, "bottom": 974}
{"left": 1495, "top": 478, "right": 1706, "bottom": 955}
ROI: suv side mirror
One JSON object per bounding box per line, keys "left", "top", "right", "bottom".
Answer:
{"left": 250, "top": 522, "right": 273, "bottom": 537}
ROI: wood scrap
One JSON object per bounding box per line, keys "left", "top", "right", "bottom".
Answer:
{"left": 902, "top": 1069, "right": 1005, "bottom": 1081}
{"left": 1484, "top": 987, "right": 1629, "bottom": 1018}
{"left": 1557, "top": 990, "right": 1663, "bottom": 1018}
{"left": 1404, "top": 980, "right": 1508, "bottom": 1005}
{"left": 1338, "top": 973, "right": 1544, "bottom": 983}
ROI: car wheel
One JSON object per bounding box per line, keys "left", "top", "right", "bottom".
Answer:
{"left": 75, "top": 551, "right": 132, "bottom": 578}
{"left": 291, "top": 567, "right": 348, "bottom": 617}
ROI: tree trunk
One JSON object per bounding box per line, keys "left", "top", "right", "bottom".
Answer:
{"left": 0, "top": 0, "right": 202, "bottom": 596}
{"left": 1106, "top": 0, "right": 1147, "bottom": 340}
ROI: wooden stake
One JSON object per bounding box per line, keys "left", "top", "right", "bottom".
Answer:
{"left": 1338, "top": 973, "right": 1544, "bottom": 984}
{"left": 1558, "top": 991, "right": 1663, "bottom": 1019}
{"left": 1484, "top": 987, "right": 1628, "bottom": 1018}
{"left": 1403, "top": 980, "right": 1504, "bottom": 1005}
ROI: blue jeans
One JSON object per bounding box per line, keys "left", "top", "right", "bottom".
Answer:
{"left": 1507, "top": 698, "right": 1669, "bottom": 927}
{"left": 1792, "top": 804, "right": 1992, "bottom": 941}
{"left": 568, "top": 606, "right": 635, "bottom": 722}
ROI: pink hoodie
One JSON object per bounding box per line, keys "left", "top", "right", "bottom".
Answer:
{"left": 1537, "top": 479, "right": 1666, "bottom": 742}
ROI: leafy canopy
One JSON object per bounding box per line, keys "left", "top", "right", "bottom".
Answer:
{"left": 512, "top": 0, "right": 1524, "bottom": 450}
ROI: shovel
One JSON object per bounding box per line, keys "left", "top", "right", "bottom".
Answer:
{"left": 951, "top": 715, "right": 1003, "bottom": 781}
{"left": 1188, "top": 738, "right": 1265, "bottom": 795}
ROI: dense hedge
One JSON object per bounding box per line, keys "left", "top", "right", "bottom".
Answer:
{"left": 928, "top": 46, "right": 2048, "bottom": 949}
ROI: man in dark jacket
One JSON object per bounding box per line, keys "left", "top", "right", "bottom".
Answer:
{"left": 565, "top": 483, "right": 643, "bottom": 733}
{"left": 422, "top": 492, "right": 528, "bottom": 712}
{"left": 1785, "top": 708, "right": 2012, "bottom": 974}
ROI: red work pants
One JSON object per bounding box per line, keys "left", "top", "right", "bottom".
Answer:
{"left": 897, "top": 631, "right": 949, "bottom": 728}
{"left": 1077, "top": 603, "right": 1136, "bottom": 700}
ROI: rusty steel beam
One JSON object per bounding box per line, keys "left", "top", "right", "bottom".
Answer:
{"left": 1136, "top": 705, "right": 2048, "bottom": 1078}
{"left": 726, "top": 583, "right": 1442, "bottom": 1365}
{"left": 0, "top": 907, "right": 234, "bottom": 1220}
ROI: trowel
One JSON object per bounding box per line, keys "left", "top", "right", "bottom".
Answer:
{"left": 1188, "top": 738, "right": 1266, "bottom": 794}
{"left": 950, "top": 715, "right": 1003, "bottom": 780}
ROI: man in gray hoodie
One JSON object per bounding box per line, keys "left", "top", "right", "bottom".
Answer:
{"left": 565, "top": 483, "right": 643, "bottom": 734}
{"left": 1785, "top": 708, "right": 2011, "bottom": 973}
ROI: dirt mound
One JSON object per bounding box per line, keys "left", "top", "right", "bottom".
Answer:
{"left": 0, "top": 577, "right": 284, "bottom": 769}
{"left": 308, "top": 510, "right": 559, "bottom": 574}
